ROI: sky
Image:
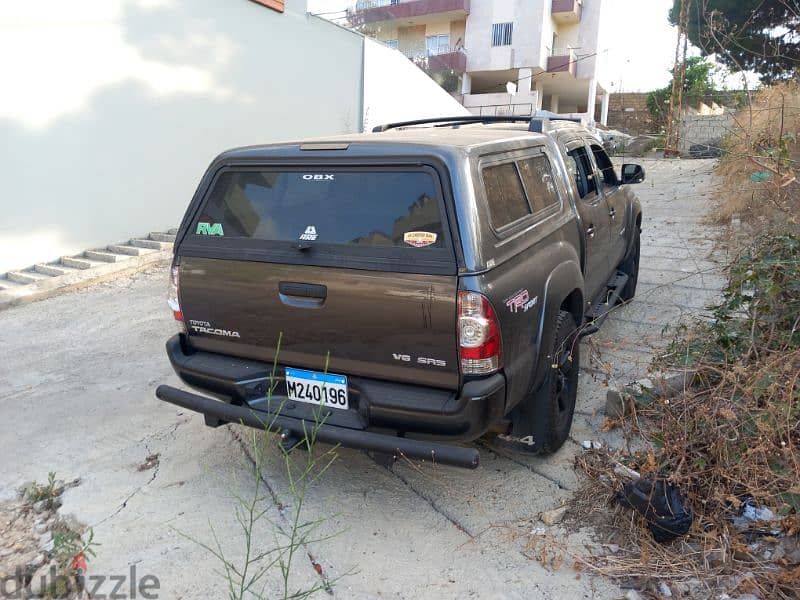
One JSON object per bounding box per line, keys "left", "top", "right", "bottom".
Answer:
{"left": 307, "top": 0, "right": 758, "bottom": 92}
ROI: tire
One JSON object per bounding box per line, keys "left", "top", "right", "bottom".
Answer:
{"left": 618, "top": 228, "right": 640, "bottom": 302}
{"left": 496, "top": 310, "right": 580, "bottom": 455}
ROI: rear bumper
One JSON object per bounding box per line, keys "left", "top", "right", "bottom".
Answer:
{"left": 160, "top": 335, "right": 506, "bottom": 469}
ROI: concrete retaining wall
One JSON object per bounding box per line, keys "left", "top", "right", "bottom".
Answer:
{"left": 606, "top": 92, "right": 657, "bottom": 135}
{"left": 679, "top": 112, "right": 735, "bottom": 155}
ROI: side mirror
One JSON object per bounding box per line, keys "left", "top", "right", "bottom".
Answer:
{"left": 621, "top": 163, "right": 645, "bottom": 184}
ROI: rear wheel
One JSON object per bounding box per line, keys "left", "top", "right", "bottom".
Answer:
{"left": 619, "top": 228, "right": 640, "bottom": 302}
{"left": 496, "top": 310, "right": 580, "bottom": 455}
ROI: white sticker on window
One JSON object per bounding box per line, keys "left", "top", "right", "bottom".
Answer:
{"left": 403, "top": 231, "right": 437, "bottom": 247}
{"left": 299, "top": 225, "right": 318, "bottom": 241}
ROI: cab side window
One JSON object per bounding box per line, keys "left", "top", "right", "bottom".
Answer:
{"left": 517, "top": 155, "right": 561, "bottom": 213}
{"left": 590, "top": 144, "right": 619, "bottom": 188}
{"left": 482, "top": 162, "right": 532, "bottom": 229}
{"left": 567, "top": 146, "right": 597, "bottom": 200}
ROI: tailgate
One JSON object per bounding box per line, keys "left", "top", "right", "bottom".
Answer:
{"left": 176, "top": 165, "right": 460, "bottom": 390}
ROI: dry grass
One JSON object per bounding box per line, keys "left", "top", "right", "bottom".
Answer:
{"left": 572, "top": 232, "right": 800, "bottom": 599}
{"left": 714, "top": 81, "right": 800, "bottom": 229}
{"left": 570, "top": 83, "right": 800, "bottom": 599}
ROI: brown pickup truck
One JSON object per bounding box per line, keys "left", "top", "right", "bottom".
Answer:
{"left": 156, "top": 116, "right": 644, "bottom": 469}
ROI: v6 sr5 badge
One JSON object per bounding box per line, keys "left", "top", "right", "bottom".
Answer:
{"left": 505, "top": 289, "right": 538, "bottom": 314}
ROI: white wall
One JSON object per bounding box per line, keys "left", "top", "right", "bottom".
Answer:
{"left": 0, "top": 0, "right": 364, "bottom": 273}
{"left": 576, "top": 0, "right": 604, "bottom": 82}
{"left": 465, "top": 0, "right": 549, "bottom": 73}
{"left": 362, "top": 38, "right": 470, "bottom": 132}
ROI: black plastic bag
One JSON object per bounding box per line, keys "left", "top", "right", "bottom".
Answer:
{"left": 617, "top": 472, "right": 693, "bottom": 543}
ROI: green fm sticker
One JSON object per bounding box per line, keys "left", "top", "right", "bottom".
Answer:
{"left": 196, "top": 222, "right": 224, "bottom": 236}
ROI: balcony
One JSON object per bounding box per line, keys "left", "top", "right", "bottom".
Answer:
{"left": 551, "top": 0, "right": 582, "bottom": 24}
{"left": 405, "top": 47, "right": 467, "bottom": 73}
{"left": 463, "top": 91, "right": 540, "bottom": 117}
{"left": 348, "top": 0, "right": 470, "bottom": 27}
{"left": 546, "top": 48, "right": 577, "bottom": 77}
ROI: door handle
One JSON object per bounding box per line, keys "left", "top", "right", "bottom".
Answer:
{"left": 279, "top": 281, "right": 327, "bottom": 299}
{"left": 609, "top": 208, "right": 616, "bottom": 219}
{"left": 586, "top": 225, "right": 596, "bottom": 238}
{"left": 278, "top": 282, "right": 327, "bottom": 309}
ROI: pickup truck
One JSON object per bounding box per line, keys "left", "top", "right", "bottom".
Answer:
{"left": 156, "top": 116, "right": 645, "bottom": 469}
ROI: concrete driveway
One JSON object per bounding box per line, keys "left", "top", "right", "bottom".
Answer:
{"left": 0, "top": 159, "right": 723, "bottom": 599}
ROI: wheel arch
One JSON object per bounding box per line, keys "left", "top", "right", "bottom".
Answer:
{"left": 531, "top": 260, "right": 585, "bottom": 392}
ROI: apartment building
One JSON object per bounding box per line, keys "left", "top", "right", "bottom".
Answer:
{"left": 348, "top": 0, "right": 610, "bottom": 125}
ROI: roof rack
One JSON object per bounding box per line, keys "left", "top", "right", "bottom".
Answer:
{"left": 372, "top": 114, "right": 585, "bottom": 134}
{"left": 371, "top": 115, "right": 532, "bottom": 133}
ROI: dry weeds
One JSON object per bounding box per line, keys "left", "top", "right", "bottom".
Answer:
{"left": 714, "top": 81, "right": 800, "bottom": 230}
{"left": 571, "top": 227, "right": 800, "bottom": 598}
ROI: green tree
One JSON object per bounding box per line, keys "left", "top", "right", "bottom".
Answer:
{"left": 646, "top": 56, "right": 720, "bottom": 126}
{"left": 670, "top": 0, "right": 799, "bottom": 83}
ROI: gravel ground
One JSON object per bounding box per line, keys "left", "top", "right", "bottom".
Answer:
{"left": 0, "top": 158, "right": 723, "bottom": 599}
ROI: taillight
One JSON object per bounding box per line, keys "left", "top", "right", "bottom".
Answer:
{"left": 167, "top": 265, "right": 186, "bottom": 333}
{"left": 458, "top": 290, "right": 502, "bottom": 375}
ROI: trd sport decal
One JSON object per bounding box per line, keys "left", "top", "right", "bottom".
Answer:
{"left": 505, "top": 289, "right": 538, "bottom": 314}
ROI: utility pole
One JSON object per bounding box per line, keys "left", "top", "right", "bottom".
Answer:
{"left": 664, "top": 0, "right": 691, "bottom": 158}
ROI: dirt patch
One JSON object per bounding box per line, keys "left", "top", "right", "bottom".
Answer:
{"left": 136, "top": 453, "right": 160, "bottom": 472}
{"left": 1, "top": 478, "right": 93, "bottom": 599}
{"left": 0, "top": 496, "right": 48, "bottom": 596}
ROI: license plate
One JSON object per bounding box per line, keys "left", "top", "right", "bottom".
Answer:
{"left": 284, "top": 368, "right": 349, "bottom": 410}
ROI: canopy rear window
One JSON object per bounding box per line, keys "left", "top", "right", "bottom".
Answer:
{"left": 194, "top": 170, "right": 446, "bottom": 248}
{"left": 179, "top": 166, "right": 457, "bottom": 275}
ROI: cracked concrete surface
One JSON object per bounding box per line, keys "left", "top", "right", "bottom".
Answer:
{"left": 0, "top": 159, "right": 723, "bottom": 598}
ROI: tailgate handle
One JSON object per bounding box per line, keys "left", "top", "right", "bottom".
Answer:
{"left": 279, "top": 282, "right": 327, "bottom": 299}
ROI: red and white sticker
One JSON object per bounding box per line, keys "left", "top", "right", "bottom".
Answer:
{"left": 403, "top": 231, "right": 437, "bottom": 247}
{"left": 505, "top": 289, "right": 538, "bottom": 314}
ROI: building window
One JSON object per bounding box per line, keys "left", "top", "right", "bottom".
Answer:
{"left": 426, "top": 34, "right": 450, "bottom": 56}
{"left": 385, "top": 39, "right": 399, "bottom": 50}
{"left": 491, "top": 22, "right": 513, "bottom": 47}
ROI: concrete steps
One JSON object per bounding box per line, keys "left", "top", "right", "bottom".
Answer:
{"left": 107, "top": 244, "right": 149, "bottom": 256}
{"left": 131, "top": 238, "right": 171, "bottom": 251}
{"left": 1, "top": 229, "right": 176, "bottom": 308}
{"left": 7, "top": 270, "right": 51, "bottom": 285}
{"left": 84, "top": 250, "right": 131, "bottom": 263}
{"left": 0, "top": 276, "right": 28, "bottom": 291}
{"left": 148, "top": 232, "right": 176, "bottom": 243}
{"left": 60, "top": 256, "right": 93, "bottom": 270}
{"left": 34, "top": 263, "right": 70, "bottom": 277}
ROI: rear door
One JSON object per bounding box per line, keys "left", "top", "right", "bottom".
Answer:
{"left": 176, "top": 165, "right": 460, "bottom": 390}
{"left": 564, "top": 144, "right": 613, "bottom": 301}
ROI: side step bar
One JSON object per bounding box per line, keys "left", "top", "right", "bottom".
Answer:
{"left": 156, "top": 385, "right": 480, "bottom": 470}
{"left": 583, "top": 271, "right": 629, "bottom": 334}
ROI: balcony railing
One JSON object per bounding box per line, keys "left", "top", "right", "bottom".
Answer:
{"left": 403, "top": 46, "right": 467, "bottom": 73}
{"left": 348, "top": 0, "right": 470, "bottom": 26}
{"left": 551, "top": 0, "right": 582, "bottom": 23}
{"left": 546, "top": 47, "right": 577, "bottom": 76}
